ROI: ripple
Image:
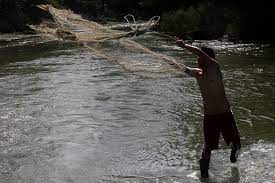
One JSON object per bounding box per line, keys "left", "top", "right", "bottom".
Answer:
{"left": 0, "top": 34, "right": 275, "bottom": 183}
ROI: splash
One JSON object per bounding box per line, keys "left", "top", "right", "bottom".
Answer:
{"left": 239, "top": 141, "right": 275, "bottom": 182}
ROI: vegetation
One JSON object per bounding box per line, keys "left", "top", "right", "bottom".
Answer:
{"left": 0, "top": 0, "right": 274, "bottom": 42}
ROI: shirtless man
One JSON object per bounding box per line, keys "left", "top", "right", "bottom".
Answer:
{"left": 176, "top": 39, "right": 241, "bottom": 178}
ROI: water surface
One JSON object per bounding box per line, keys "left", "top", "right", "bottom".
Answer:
{"left": 0, "top": 33, "right": 274, "bottom": 183}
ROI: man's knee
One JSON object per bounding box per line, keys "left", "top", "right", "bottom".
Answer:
{"left": 203, "top": 146, "right": 212, "bottom": 153}
{"left": 202, "top": 147, "right": 212, "bottom": 159}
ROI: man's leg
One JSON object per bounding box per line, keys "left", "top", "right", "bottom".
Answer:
{"left": 230, "top": 144, "right": 238, "bottom": 163}
{"left": 231, "top": 120, "right": 241, "bottom": 163}
{"left": 201, "top": 114, "right": 219, "bottom": 179}
{"left": 222, "top": 112, "right": 241, "bottom": 163}
{"left": 200, "top": 147, "right": 211, "bottom": 178}
{"left": 230, "top": 137, "right": 241, "bottom": 163}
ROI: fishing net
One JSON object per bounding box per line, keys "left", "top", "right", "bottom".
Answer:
{"left": 29, "top": 4, "right": 185, "bottom": 78}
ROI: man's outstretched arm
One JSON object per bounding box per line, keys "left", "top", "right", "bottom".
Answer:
{"left": 185, "top": 66, "right": 202, "bottom": 77}
{"left": 175, "top": 39, "right": 212, "bottom": 63}
{"left": 176, "top": 39, "right": 207, "bottom": 57}
{"left": 171, "top": 61, "right": 201, "bottom": 77}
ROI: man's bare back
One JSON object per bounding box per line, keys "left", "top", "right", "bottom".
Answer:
{"left": 196, "top": 60, "right": 231, "bottom": 115}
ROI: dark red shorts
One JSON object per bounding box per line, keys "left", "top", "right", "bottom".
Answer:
{"left": 203, "top": 111, "right": 241, "bottom": 151}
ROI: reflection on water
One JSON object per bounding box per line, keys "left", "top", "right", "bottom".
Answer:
{"left": 0, "top": 34, "right": 275, "bottom": 182}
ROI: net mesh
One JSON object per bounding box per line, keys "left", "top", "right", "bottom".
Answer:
{"left": 29, "top": 4, "right": 185, "bottom": 78}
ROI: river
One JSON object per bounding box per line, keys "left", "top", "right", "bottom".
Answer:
{"left": 0, "top": 33, "right": 275, "bottom": 183}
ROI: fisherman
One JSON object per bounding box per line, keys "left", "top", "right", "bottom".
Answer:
{"left": 176, "top": 38, "right": 241, "bottom": 179}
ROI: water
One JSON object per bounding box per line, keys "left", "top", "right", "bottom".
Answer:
{"left": 0, "top": 33, "right": 275, "bottom": 183}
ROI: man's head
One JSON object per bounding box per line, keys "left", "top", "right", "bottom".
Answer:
{"left": 201, "top": 47, "right": 215, "bottom": 59}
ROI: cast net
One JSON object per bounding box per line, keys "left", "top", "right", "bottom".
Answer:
{"left": 29, "top": 4, "right": 186, "bottom": 78}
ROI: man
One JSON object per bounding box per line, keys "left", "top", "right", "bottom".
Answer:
{"left": 175, "top": 38, "right": 241, "bottom": 179}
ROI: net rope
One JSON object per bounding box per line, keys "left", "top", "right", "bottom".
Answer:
{"left": 29, "top": 4, "right": 186, "bottom": 78}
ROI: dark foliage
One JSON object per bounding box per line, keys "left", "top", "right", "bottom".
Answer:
{"left": 0, "top": 0, "right": 274, "bottom": 42}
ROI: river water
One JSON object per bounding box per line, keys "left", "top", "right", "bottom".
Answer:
{"left": 0, "top": 33, "right": 274, "bottom": 183}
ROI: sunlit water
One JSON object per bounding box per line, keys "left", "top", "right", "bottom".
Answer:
{"left": 0, "top": 33, "right": 275, "bottom": 183}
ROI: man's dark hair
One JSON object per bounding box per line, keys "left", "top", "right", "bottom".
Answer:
{"left": 201, "top": 47, "right": 215, "bottom": 59}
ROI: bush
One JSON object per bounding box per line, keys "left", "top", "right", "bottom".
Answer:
{"left": 161, "top": 6, "right": 201, "bottom": 38}
{"left": 160, "top": 2, "right": 229, "bottom": 39}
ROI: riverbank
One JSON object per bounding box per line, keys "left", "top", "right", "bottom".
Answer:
{"left": 0, "top": 1, "right": 275, "bottom": 42}
{"left": 0, "top": 0, "right": 51, "bottom": 33}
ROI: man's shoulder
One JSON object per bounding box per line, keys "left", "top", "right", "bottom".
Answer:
{"left": 208, "top": 59, "right": 220, "bottom": 68}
